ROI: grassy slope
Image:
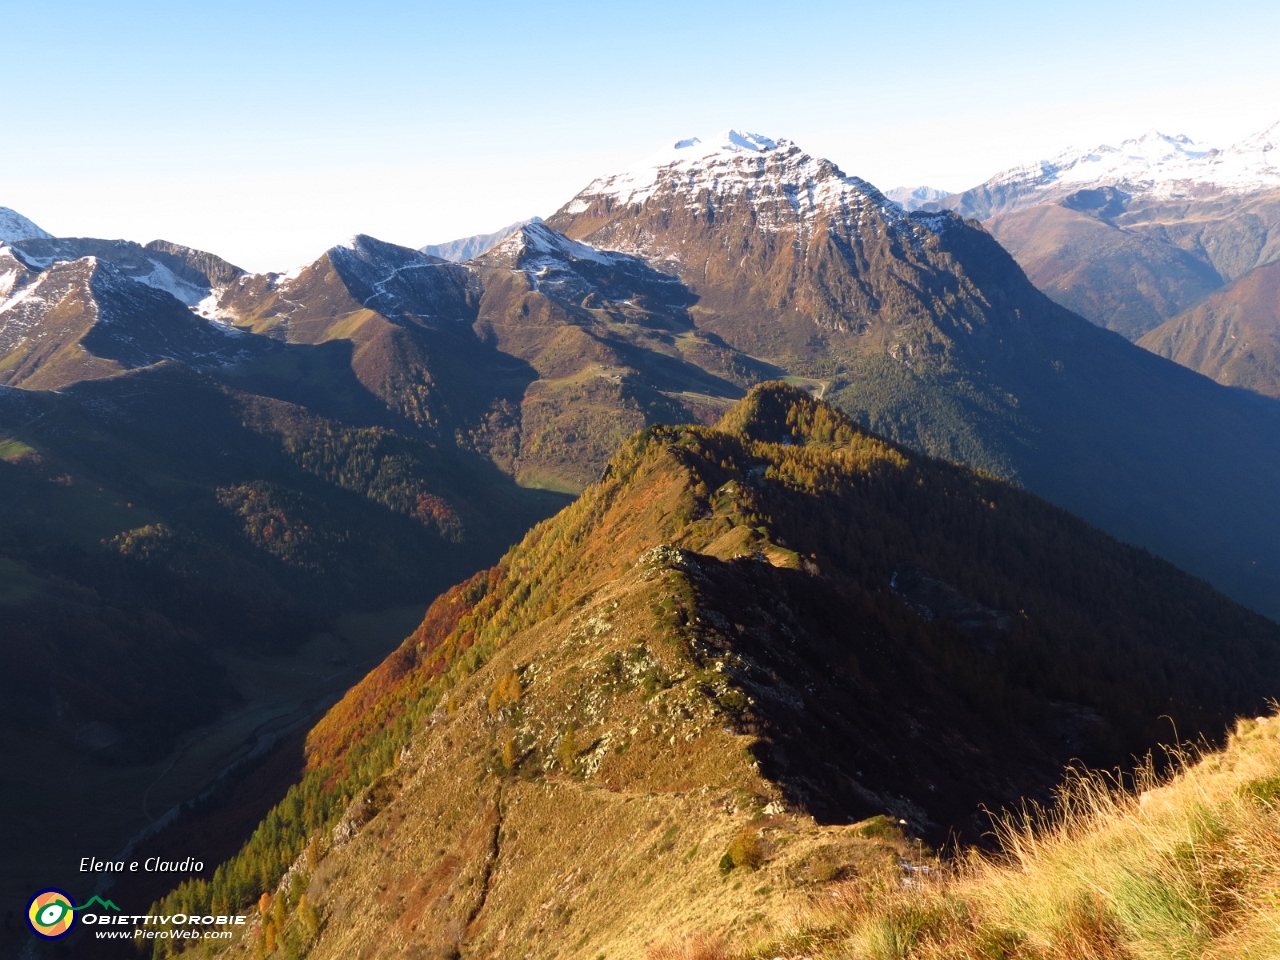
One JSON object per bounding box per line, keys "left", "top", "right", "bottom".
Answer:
{"left": 742, "top": 711, "right": 1280, "bottom": 960}
{"left": 1139, "top": 259, "right": 1280, "bottom": 399}
{"left": 150, "top": 384, "right": 1280, "bottom": 960}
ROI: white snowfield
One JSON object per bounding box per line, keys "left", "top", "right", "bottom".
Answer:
{"left": 135, "top": 259, "right": 213, "bottom": 308}
{"left": 982, "top": 122, "right": 1280, "bottom": 199}
{"left": 0, "top": 246, "right": 40, "bottom": 314}
{"left": 0, "top": 207, "right": 53, "bottom": 243}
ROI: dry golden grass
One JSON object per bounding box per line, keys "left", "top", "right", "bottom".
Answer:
{"left": 647, "top": 932, "right": 733, "bottom": 960}
{"left": 752, "top": 712, "right": 1280, "bottom": 960}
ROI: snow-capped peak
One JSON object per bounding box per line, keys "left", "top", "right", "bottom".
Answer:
{"left": 566, "top": 129, "right": 790, "bottom": 211}
{"left": 556, "top": 129, "right": 959, "bottom": 253}
{"left": 981, "top": 121, "right": 1280, "bottom": 200}
{"left": 0, "top": 207, "right": 53, "bottom": 243}
{"left": 990, "top": 130, "right": 1213, "bottom": 191}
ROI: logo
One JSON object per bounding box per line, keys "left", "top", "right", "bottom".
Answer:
{"left": 26, "top": 891, "right": 121, "bottom": 939}
{"left": 26, "top": 889, "right": 77, "bottom": 939}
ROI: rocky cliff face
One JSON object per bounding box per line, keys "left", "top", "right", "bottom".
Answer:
{"left": 547, "top": 132, "right": 978, "bottom": 363}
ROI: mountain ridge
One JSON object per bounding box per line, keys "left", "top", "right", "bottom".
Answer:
{"left": 932, "top": 122, "right": 1280, "bottom": 221}
{"left": 0, "top": 205, "right": 51, "bottom": 242}
{"left": 0, "top": 249, "right": 245, "bottom": 389}
{"left": 11, "top": 147, "right": 1280, "bottom": 619}
{"left": 922, "top": 123, "right": 1280, "bottom": 340}
{"left": 150, "top": 384, "right": 1280, "bottom": 960}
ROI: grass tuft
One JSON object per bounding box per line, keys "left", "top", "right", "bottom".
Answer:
{"left": 735, "top": 712, "right": 1280, "bottom": 960}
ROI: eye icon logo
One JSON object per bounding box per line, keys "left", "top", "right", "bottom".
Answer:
{"left": 27, "top": 889, "right": 77, "bottom": 939}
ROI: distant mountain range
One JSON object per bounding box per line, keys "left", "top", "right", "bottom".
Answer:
{"left": 420, "top": 216, "right": 543, "bottom": 262}
{"left": 924, "top": 124, "right": 1280, "bottom": 353}
{"left": 7, "top": 129, "right": 1280, "bottom": 621}
{"left": 884, "top": 185, "right": 951, "bottom": 210}
{"left": 936, "top": 125, "right": 1280, "bottom": 220}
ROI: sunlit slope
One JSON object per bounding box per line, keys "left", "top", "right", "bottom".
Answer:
{"left": 157, "top": 384, "right": 1280, "bottom": 960}
{"left": 1140, "top": 259, "right": 1280, "bottom": 399}
{"left": 744, "top": 711, "right": 1280, "bottom": 960}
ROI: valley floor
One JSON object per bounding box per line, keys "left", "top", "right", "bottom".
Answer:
{"left": 0, "top": 604, "right": 425, "bottom": 956}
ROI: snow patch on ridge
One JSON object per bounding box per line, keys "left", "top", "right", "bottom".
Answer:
{"left": 489, "top": 221, "right": 624, "bottom": 267}
{"left": 135, "top": 259, "right": 211, "bottom": 307}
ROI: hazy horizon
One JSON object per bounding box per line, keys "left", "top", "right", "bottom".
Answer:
{"left": 5, "top": 0, "right": 1278, "bottom": 272}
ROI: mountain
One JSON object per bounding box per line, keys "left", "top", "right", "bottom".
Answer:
{"left": 16, "top": 131, "right": 1280, "bottom": 620}
{"left": 1139, "top": 258, "right": 1280, "bottom": 397}
{"left": 204, "top": 227, "right": 768, "bottom": 492}
{"left": 17, "top": 134, "right": 1280, "bottom": 954}
{"left": 2, "top": 221, "right": 761, "bottom": 493}
{"left": 931, "top": 125, "right": 1280, "bottom": 339}
{"left": 884, "top": 185, "right": 951, "bottom": 210}
{"left": 938, "top": 126, "right": 1280, "bottom": 220}
{"left": 0, "top": 205, "right": 52, "bottom": 242}
{"left": 0, "top": 244, "right": 245, "bottom": 389}
{"left": 421, "top": 216, "right": 543, "bottom": 262}
{"left": 209, "top": 233, "right": 521, "bottom": 446}
{"left": 975, "top": 190, "right": 1231, "bottom": 339}
{"left": 12, "top": 235, "right": 246, "bottom": 309}
{"left": 0, "top": 237, "right": 572, "bottom": 923}
{"left": 151, "top": 385, "right": 1280, "bottom": 960}
{"left": 541, "top": 129, "right": 1280, "bottom": 619}
{"left": 465, "top": 220, "right": 772, "bottom": 488}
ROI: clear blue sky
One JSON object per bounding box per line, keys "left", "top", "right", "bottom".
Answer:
{"left": 4, "top": 0, "right": 1278, "bottom": 271}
